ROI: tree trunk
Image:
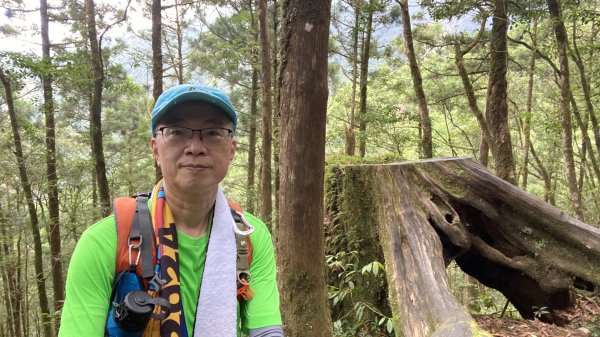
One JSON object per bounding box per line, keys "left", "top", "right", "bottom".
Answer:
{"left": 85, "top": 0, "right": 111, "bottom": 217}
{"left": 259, "top": 0, "right": 273, "bottom": 227}
{"left": 40, "top": 0, "right": 65, "bottom": 324}
{"left": 0, "top": 69, "right": 53, "bottom": 337}
{"left": 358, "top": 0, "right": 374, "bottom": 158}
{"left": 521, "top": 19, "right": 537, "bottom": 190}
{"left": 485, "top": 0, "right": 515, "bottom": 183}
{"left": 0, "top": 211, "right": 22, "bottom": 337}
{"left": 152, "top": 0, "right": 163, "bottom": 181}
{"left": 546, "top": 0, "right": 584, "bottom": 220}
{"left": 345, "top": 0, "right": 361, "bottom": 156}
{"left": 272, "top": 0, "right": 281, "bottom": 227}
{"left": 452, "top": 12, "right": 490, "bottom": 167}
{"left": 327, "top": 157, "right": 600, "bottom": 335}
{"left": 398, "top": 0, "right": 432, "bottom": 158}
{"left": 152, "top": 0, "right": 163, "bottom": 102}
{"left": 570, "top": 20, "right": 600, "bottom": 160}
{"left": 277, "top": 0, "right": 333, "bottom": 335}
{"left": 247, "top": 64, "right": 259, "bottom": 214}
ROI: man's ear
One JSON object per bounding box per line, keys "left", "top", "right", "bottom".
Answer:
{"left": 151, "top": 137, "right": 161, "bottom": 167}
{"left": 229, "top": 138, "right": 237, "bottom": 163}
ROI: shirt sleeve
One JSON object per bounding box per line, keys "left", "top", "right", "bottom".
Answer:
{"left": 240, "top": 213, "right": 282, "bottom": 334}
{"left": 58, "top": 216, "right": 117, "bottom": 337}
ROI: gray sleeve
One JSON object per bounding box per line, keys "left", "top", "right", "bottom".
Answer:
{"left": 248, "top": 325, "right": 285, "bottom": 337}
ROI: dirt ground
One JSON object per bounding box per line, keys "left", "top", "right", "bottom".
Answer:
{"left": 474, "top": 295, "right": 600, "bottom": 337}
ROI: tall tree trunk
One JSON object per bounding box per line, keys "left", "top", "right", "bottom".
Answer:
{"left": 453, "top": 12, "right": 492, "bottom": 166}
{"left": 248, "top": 65, "right": 259, "bottom": 213}
{"left": 85, "top": 0, "right": 111, "bottom": 216}
{"left": 546, "top": 0, "right": 584, "bottom": 220}
{"left": 485, "top": 0, "right": 515, "bottom": 183}
{"left": 259, "top": 0, "right": 273, "bottom": 227}
{"left": 0, "top": 69, "right": 53, "bottom": 337}
{"left": 345, "top": 0, "right": 361, "bottom": 156}
{"left": 40, "top": 0, "right": 64, "bottom": 324}
{"left": 521, "top": 19, "right": 537, "bottom": 190}
{"left": 358, "top": 0, "right": 374, "bottom": 158}
{"left": 152, "top": 0, "right": 163, "bottom": 181}
{"left": 570, "top": 94, "right": 600, "bottom": 186}
{"left": 175, "top": 2, "right": 184, "bottom": 84}
{"left": 277, "top": 0, "right": 333, "bottom": 335}
{"left": 272, "top": 0, "right": 281, "bottom": 226}
{"left": 0, "top": 211, "right": 22, "bottom": 337}
{"left": 152, "top": 0, "right": 163, "bottom": 102}
{"left": 570, "top": 21, "right": 600, "bottom": 177}
{"left": 398, "top": 0, "right": 432, "bottom": 158}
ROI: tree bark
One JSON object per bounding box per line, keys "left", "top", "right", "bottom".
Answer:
{"left": 272, "top": 0, "right": 281, "bottom": 226}
{"left": 0, "top": 210, "right": 22, "bottom": 337}
{"left": 569, "top": 20, "right": 600, "bottom": 161}
{"left": 344, "top": 0, "right": 361, "bottom": 156}
{"left": 152, "top": 0, "right": 163, "bottom": 181}
{"left": 485, "top": 0, "right": 515, "bottom": 183}
{"left": 327, "top": 158, "right": 600, "bottom": 335}
{"left": 40, "top": 0, "right": 65, "bottom": 324}
{"left": 152, "top": 0, "right": 163, "bottom": 102}
{"left": 546, "top": 0, "right": 584, "bottom": 220}
{"left": 277, "top": 0, "right": 333, "bottom": 335}
{"left": 85, "top": 0, "right": 111, "bottom": 217}
{"left": 453, "top": 11, "right": 492, "bottom": 166}
{"left": 521, "top": 19, "right": 537, "bottom": 190}
{"left": 259, "top": 0, "right": 273, "bottom": 227}
{"left": 358, "top": 0, "right": 374, "bottom": 158}
{"left": 397, "top": 0, "right": 432, "bottom": 158}
{"left": 247, "top": 62, "right": 259, "bottom": 214}
{"left": 0, "top": 69, "right": 53, "bottom": 337}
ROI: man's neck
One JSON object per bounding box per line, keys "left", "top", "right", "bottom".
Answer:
{"left": 163, "top": 184, "right": 217, "bottom": 238}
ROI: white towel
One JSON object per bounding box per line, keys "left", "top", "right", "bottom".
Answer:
{"left": 194, "top": 186, "right": 237, "bottom": 337}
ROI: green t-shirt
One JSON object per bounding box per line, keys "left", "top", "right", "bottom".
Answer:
{"left": 59, "top": 209, "right": 281, "bottom": 336}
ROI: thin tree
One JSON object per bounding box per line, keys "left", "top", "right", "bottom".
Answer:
{"left": 546, "top": 0, "right": 584, "bottom": 220}
{"left": 521, "top": 18, "right": 537, "bottom": 190}
{"left": 276, "top": 0, "right": 333, "bottom": 335}
{"left": 357, "top": 0, "right": 374, "bottom": 157}
{"left": 397, "top": 0, "right": 432, "bottom": 158}
{"left": 152, "top": 0, "right": 163, "bottom": 181}
{"left": 259, "top": 0, "right": 273, "bottom": 227}
{"left": 152, "top": 0, "right": 163, "bottom": 102}
{"left": 0, "top": 68, "right": 53, "bottom": 337}
{"left": 85, "top": 0, "right": 111, "bottom": 216}
{"left": 39, "top": 0, "right": 64, "bottom": 324}
{"left": 345, "top": 0, "right": 361, "bottom": 156}
{"left": 453, "top": 12, "right": 493, "bottom": 166}
{"left": 0, "top": 202, "right": 23, "bottom": 337}
{"left": 84, "top": 0, "right": 131, "bottom": 215}
{"left": 485, "top": 0, "right": 515, "bottom": 183}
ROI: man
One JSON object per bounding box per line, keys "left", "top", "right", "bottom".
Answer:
{"left": 59, "top": 84, "right": 283, "bottom": 337}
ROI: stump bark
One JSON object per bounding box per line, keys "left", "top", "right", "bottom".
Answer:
{"left": 326, "top": 157, "right": 600, "bottom": 337}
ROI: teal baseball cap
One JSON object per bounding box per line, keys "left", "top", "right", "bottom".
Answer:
{"left": 151, "top": 84, "right": 238, "bottom": 133}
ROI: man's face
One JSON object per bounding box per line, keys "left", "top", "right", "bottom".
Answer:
{"left": 151, "top": 101, "right": 237, "bottom": 194}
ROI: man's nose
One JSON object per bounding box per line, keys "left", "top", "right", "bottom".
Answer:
{"left": 185, "top": 132, "right": 207, "bottom": 154}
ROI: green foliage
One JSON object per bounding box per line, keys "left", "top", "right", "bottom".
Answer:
{"left": 327, "top": 250, "right": 392, "bottom": 336}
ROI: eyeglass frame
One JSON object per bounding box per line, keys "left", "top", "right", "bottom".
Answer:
{"left": 155, "top": 126, "right": 234, "bottom": 147}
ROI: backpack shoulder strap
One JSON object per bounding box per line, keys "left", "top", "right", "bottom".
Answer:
{"left": 114, "top": 194, "right": 156, "bottom": 282}
{"left": 228, "top": 199, "right": 255, "bottom": 300}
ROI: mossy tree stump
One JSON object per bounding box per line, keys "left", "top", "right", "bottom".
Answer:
{"left": 326, "top": 157, "right": 600, "bottom": 337}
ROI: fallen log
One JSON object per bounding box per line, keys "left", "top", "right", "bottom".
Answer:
{"left": 326, "top": 157, "right": 600, "bottom": 337}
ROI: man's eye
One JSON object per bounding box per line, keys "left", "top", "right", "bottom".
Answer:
{"left": 170, "top": 128, "right": 186, "bottom": 136}
{"left": 205, "top": 129, "right": 221, "bottom": 137}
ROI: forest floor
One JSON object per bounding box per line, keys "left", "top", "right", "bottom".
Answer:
{"left": 474, "top": 295, "right": 600, "bottom": 337}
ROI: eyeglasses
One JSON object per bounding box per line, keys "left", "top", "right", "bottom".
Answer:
{"left": 156, "top": 126, "right": 233, "bottom": 147}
